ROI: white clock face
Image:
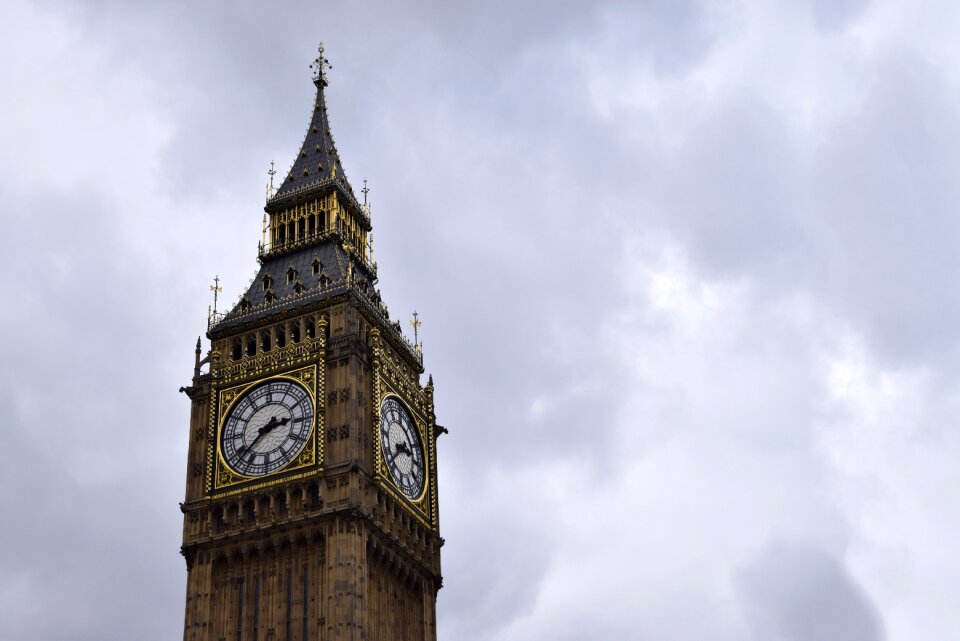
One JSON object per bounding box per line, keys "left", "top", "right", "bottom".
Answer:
{"left": 379, "top": 397, "right": 425, "bottom": 499}
{"left": 221, "top": 379, "right": 314, "bottom": 476}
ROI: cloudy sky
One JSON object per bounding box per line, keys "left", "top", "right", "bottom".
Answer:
{"left": 2, "top": 0, "right": 959, "bottom": 639}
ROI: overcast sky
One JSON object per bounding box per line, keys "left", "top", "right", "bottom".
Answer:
{"left": 1, "top": 1, "right": 959, "bottom": 639}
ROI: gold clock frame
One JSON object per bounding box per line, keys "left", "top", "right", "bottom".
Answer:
{"left": 207, "top": 364, "right": 324, "bottom": 496}
{"left": 376, "top": 391, "right": 430, "bottom": 503}
{"left": 372, "top": 371, "right": 436, "bottom": 528}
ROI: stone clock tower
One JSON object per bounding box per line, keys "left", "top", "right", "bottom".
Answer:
{"left": 179, "top": 45, "right": 443, "bottom": 641}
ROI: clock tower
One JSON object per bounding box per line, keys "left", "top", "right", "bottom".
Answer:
{"left": 179, "top": 45, "right": 443, "bottom": 641}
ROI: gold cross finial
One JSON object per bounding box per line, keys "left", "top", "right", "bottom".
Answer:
{"left": 310, "top": 42, "right": 332, "bottom": 85}
{"left": 410, "top": 310, "right": 422, "bottom": 346}
{"left": 210, "top": 275, "right": 223, "bottom": 315}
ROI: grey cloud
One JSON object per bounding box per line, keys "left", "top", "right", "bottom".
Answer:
{"left": 737, "top": 542, "right": 885, "bottom": 641}
{"left": 3, "top": 1, "right": 958, "bottom": 639}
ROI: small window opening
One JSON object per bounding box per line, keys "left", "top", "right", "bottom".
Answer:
{"left": 309, "top": 484, "right": 321, "bottom": 509}
{"left": 297, "top": 218, "right": 306, "bottom": 239}
{"left": 308, "top": 215, "right": 316, "bottom": 236}
{"left": 262, "top": 275, "right": 272, "bottom": 291}
{"left": 291, "top": 323, "right": 301, "bottom": 344}
{"left": 246, "top": 336, "right": 256, "bottom": 357}
{"left": 261, "top": 332, "right": 272, "bottom": 352}
{"left": 293, "top": 282, "right": 303, "bottom": 295}
{"left": 276, "top": 326, "right": 286, "bottom": 348}
{"left": 319, "top": 211, "right": 327, "bottom": 230}
{"left": 265, "top": 291, "right": 276, "bottom": 304}
{"left": 231, "top": 339, "right": 242, "bottom": 361}
{"left": 287, "top": 221, "right": 295, "bottom": 241}
{"left": 312, "top": 259, "right": 321, "bottom": 275}
{"left": 306, "top": 318, "right": 316, "bottom": 339}
{"left": 244, "top": 500, "right": 255, "bottom": 523}
{"left": 278, "top": 225, "right": 286, "bottom": 244}
{"left": 286, "top": 267, "right": 297, "bottom": 284}
{"left": 319, "top": 275, "right": 329, "bottom": 287}
{"left": 276, "top": 492, "right": 287, "bottom": 515}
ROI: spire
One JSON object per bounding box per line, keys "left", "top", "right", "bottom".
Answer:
{"left": 270, "top": 43, "right": 357, "bottom": 206}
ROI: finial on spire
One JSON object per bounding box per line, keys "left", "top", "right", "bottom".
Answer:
{"left": 310, "top": 42, "right": 332, "bottom": 85}
{"left": 266, "top": 160, "right": 276, "bottom": 199}
{"left": 410, "top": 310, "right": 422, "bottom": 346}
{"left": 362, "top": 178, "right": 370, "bottom": 206}
{"left": 210, "top": 275, "right": 223, "bottom": 315}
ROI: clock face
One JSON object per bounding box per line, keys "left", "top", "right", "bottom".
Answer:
{"left": 379, "top": 397, "right": 425, "bottom": 499}
{"left": 221, "top": 379, "right": 314, "bottom": 477}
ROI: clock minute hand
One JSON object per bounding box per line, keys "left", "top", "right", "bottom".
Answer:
{"left": 395, "top": 441, "right": 411, "bottom": 456}
{"left": 238, "top": 416, "right": 285, "bottom": 457}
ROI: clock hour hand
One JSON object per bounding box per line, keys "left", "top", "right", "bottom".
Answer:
{"left": 237, "top": 416, "right": 290, "bottom": 456}
{"left": 395, "top": 441, "right": 411, "bottom": 457}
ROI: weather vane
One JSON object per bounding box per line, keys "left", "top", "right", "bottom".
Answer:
{"left": 410, "top": 310, "right": 422, "bottom": 346}
{"left": 310, "top": 42, "right": 332, "bottom": 84}
{"left": 210, "top": 275, "right": 223, "bottom": 315}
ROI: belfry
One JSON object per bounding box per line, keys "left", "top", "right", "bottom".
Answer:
{"left": 179, "top": 44, "right": 444, "bottom": 641}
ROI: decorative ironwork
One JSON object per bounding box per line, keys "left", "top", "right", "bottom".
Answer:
{"left": 310, "top": 42, "right": 332, "bottom": 85}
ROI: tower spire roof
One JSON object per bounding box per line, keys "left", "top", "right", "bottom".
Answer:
{"left": 269, "top": 43, "right": 357, "bottom": 207}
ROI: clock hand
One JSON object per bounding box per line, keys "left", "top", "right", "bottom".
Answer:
{"left": 395, "top": 441, "right": 411, "bottom": 456}
{"left": 237, "top": 416, "right": 288, "bottom": 456}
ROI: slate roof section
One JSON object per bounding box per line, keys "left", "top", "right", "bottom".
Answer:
{"left": 269, "top": 76, "right": 357, "bottom": 207}
{"left": 210, "top": 242, "right": 369, "bottom": 334}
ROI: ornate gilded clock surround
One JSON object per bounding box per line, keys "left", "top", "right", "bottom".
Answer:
{"left": 370, "top": 328, "right": 437, "bottom": 528}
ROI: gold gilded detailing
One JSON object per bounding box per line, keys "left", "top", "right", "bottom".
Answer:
{"left": 218, "top": 468, "right": 246, "bottom": 486}
{"left": 208, "top": 363, "right": 322, "bottom": 494}
{"left": 213, "top": 335, "right": 324, "bottom": 381}
{"left": 208, "top": 276, "right": 224, "bottom": 327}
{"left": 372, "top": 368, "right": 435, "bottom": 528}
{"left": 256, "top": 191, "right": 373, "bottom": 265}
{"left": 409, "top": 310, "right": 421, "bottom": 346}
{"left": 210, "top": 469, "right": 318, "bottom": 499}
{"left": 221, "top": 388, "right": 239, "bottom": 407}
{"left": 210, "top": 275, "right": 222, "bottom": 314}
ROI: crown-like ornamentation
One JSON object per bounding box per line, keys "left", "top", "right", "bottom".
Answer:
{"left": 310, "top": 42, "right": 332, "bottom": 85}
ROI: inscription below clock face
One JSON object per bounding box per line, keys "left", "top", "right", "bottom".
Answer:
{"left": 379, "top": 397, "right": 425, "bottom": 499}
{"left": 221, "top": 379, "right": 314, "bottom": 477}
